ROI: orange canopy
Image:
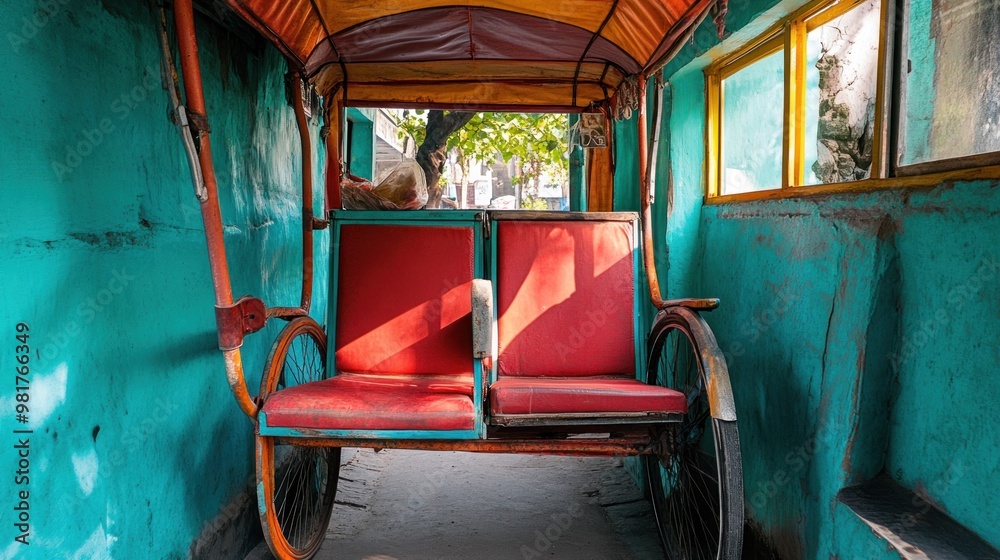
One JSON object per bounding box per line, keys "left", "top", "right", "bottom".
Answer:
{"left": 225, "top": 0, "right": 720, "bottom": 110}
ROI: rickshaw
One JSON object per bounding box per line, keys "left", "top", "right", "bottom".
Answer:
{"left": 164, "top": 0, "right": 743, "bottom": 558}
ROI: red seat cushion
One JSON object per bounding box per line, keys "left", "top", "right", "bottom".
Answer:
{"left": 496, "top": 220, "right": 636, "bottom": 377}
{"left": 489, "top": 377, "right": 687, "bottom": 416}
{"left": 263, "top": 374, "right": 475, "bottom": 431}
{"left": 335, "top": 224, "right": 475, "bottom": 376}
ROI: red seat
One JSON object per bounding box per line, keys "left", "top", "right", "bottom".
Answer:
{"left": 263, "top": 374, "right": 475, "bottom": 431}
{"left": 489, "top": 218, "right": 681, "bottom": 421}
{"left": 489, "top": 377, "right": 687, "bottom": 416}
{"left": 495, "top": 220, "right": 637, "bottom": 377}
{"left": 277, "top": 222, "right": 479, "bottom": 433}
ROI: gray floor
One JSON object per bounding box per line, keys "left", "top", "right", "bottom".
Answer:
{"left": 283, "top": 448, "right": 666, "bottom": 560}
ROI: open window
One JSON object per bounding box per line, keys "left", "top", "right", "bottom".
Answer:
{"left": 344, "top": 109, "right": 575, "bottom": 211}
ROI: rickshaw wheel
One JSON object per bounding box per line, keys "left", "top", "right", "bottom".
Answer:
{"left": 644, "top": 309, "right": 743, "bottom": 560}
{"left": 256, "top": 317, "right": 341, "bottom": 560}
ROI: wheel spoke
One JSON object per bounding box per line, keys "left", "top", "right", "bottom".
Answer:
{"left": 646, "top": 318, "right": 738, "bottom": 560}
{"left": 259, "top": 318, "right": 338, "bottom": 557}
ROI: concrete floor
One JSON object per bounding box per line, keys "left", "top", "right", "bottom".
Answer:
{"left": 266, "top": 448, "right": 664, "bottom": 560}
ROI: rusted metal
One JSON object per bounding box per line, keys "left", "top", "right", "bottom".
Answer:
{"left": 174, "top": 0, "right": 233, "bottom": 307}
{"left": 174, "top": 0, "right": 256, "bottom": 419}
{"left": 224, "top": 349, "right": 258, "bottom": 419}
{"left": 155, "top": 5, "right": 206, "bottom": 202}
{"left": 279, "top": 437, "right": 655, "bottom": 456}
{"left": 648, "top": 306, "right": 737, "bottom": 421}
{"left": 637, "top": 75, "right": 667, "bottom": 309}
{"left": 267, "top": 73, "right": 316, "bottom": 320}
{"left": 215, "top": 296, "right": 267, "bottom": 350}
{"left": 661, "top": 297, "right": 721, "bottom": 311}
{"left": 324, "top": 97, "right": 344, "bottom": 211}
{"left": 646, "top": 74, "right": 664, "bottom": 204}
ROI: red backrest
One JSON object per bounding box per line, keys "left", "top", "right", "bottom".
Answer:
{"left": 335, "top": 224, "right": 474, "bottom": 376}
{"left": 496, "top": 220, "right": 636, "bottom": 377}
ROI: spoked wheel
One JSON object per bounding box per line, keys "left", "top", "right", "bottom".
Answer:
{"left": 257, "top": 317, "right": 341, "bottom": 560}
{"left": 644, "top": 308, "right": 743, "bottom": 560}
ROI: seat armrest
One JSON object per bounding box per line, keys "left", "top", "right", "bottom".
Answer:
{"left": 471, "top": 279, "right": 494, "bottom": 359}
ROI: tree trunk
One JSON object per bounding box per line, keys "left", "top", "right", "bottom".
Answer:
{"left": 416, "top": 110, "right": 475, "bottom": 208}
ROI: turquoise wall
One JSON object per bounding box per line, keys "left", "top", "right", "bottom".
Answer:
{"left": 0, "top": 2, "right": 327, "bottom": 557}
{"left": 346, "top": 107, "right": 375, "bottom": 180}
{"left": 645, "top": 0, "right": 1000, "bottom": 557}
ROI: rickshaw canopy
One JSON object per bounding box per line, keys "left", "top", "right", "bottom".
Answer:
{"left": 224, "top": 0, "right": 720, "bottom": 110}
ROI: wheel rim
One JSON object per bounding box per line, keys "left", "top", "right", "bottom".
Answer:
{"left": 646, "top": 321, "right": 725, "bottom": 560}
{"left": 264, "top": 319, "right": 327, "bottom": 393}
{"left": 259, "top": 439, "right": 340, "bottom": 558}
{"left": 258, "top": 318, "right": 340, "bottom": 560}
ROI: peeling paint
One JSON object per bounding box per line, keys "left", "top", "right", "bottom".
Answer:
{"left": 0, "top": 2, "right": 328, "bottom": 557}
{"left": 652, "top": 1, "right": 1000, "bottom": 557}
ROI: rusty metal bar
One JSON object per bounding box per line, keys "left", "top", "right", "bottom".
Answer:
{"left": 637, "top": 74, "right": 666, "bottom": 309}
{"left": 267, "top": 73, "right": 315, "bottom": 320}
{"left": 324, "top": 97, "right": 344, "bottom": 211}
{"left": 173, "top": 0, "right": 256, "bottom": 419}
{"left": 277, "top": 437, "right": 654, "bottom": 456}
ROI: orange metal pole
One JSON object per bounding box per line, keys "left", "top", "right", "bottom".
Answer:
{"left": 268, "top": 74, "right": 314, "bottom": 319}
{"left": 637, "top": 75, "right": 666, "bottom": 308}
{"left": 324, "top": 97, "right": 343, "bottom": 211}
{"left": 174, "top": 0, "right": 256, "bottom": 419}
{"left": 174, "top": 0, "right": 233, "bottom": 307}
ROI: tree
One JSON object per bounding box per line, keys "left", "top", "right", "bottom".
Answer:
{"left": 403, "top": 110, "right": 475, "bottom": 208}
{"left": 399, "top": 111, "right": 569, "bottom": 208}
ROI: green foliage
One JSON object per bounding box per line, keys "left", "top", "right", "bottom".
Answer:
{"left": 520, "top": 195, "right": 550, "bottom": 210}
{"left": 398, "top": 111, "right": 569, "bottom": 182}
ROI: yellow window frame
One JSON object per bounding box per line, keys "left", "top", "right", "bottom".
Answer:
{"left": 701, "top": 0, "right": 1000, "bottom": 203}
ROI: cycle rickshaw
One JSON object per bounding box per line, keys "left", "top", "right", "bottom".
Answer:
{"left": 164, "top": 0, "right": 743, "bottom": 557}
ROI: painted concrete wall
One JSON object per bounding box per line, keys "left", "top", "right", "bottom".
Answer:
{"left": 0, "top": 2, "right": 327, "bottom": 558}
{"left": 642, "top": 0, "right": 1000, "bottom": 557}
{"left": 346, "top": 107, "right": 376, "bottom": 181}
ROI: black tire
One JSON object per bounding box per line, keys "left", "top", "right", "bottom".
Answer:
{"left": 257, "top": 317, "right": 341, "bottom": 559}
{"left": 644, "top": 308, "right": 743, "bottom": 560}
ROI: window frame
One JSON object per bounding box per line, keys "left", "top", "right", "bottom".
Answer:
{"left": 704, "top": 0, "right": 1000, "bottom": 203}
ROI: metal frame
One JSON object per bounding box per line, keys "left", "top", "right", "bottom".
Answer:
{"left": 170, "top": 0, "right": 722, "bottom": 454}
{"left": 280, "top": 436, "right": 656, "bottom": 457}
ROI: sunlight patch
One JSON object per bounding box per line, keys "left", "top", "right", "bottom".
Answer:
{"left": 72, "top": 449, "right": 98, "bottom": 496}
{"left": 29, "top": 363, "right": 68, "bottom": 429}
{"left": 71, "top": 525, "right": 114, "bottom": 560}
